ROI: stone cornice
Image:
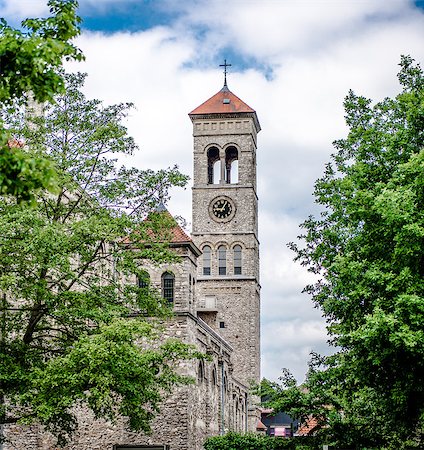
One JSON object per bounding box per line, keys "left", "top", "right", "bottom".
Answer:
{"left": 189, "top": 111, "right": 261, "bottom": 133}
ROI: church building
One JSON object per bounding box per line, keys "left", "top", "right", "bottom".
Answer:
{"left": 4, "top": 72, "right": 261, "bottom": 450}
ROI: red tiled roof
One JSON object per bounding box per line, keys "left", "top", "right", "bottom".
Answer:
{"left": 121, "top": 210, "right": 193, "bottom": 246}
{"left": 297, "top": 416, "right": 320, "bottom": 436}
{"left": 189, "top": 85, "right": 256, "bottom": 115}
{"left": 146, "top": 212, "right": 193, "bottom": 244}
{"left": 168, "top": 222, "right": 192, "bottom": 244}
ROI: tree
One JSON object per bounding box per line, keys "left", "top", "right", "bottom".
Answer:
{"left": 0, "top": 72, "right": 203, "bottom": 446}
{"left": 204, "top": 432, "right": 319, "bottom": 450}
{"left": 0, "top": 0, "right": 84, "bottom": 201}
{"left": 259, "top": 56, "right": 424, "bottom": 449}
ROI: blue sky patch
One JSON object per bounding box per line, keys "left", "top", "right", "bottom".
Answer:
{"left": 79, "top": 1, "right": 180, "bottom": 33}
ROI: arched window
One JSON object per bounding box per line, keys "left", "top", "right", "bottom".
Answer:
{"left": 207, "top": 147, "right": 220, "bottom": 184}
{"left": 233, "top": 245, "right": 242, "bottom": 275}
{"left": 225, "top": 146, "right": 238, "bottom": 184}
{"left": 161, "top": 272, "right": 174, "bottom": 303}
{"left": 137, "top": 270, "right": 150, "bottom": 289}
{"left": 203, "top": 245, "right": 211, "bottom": 275}
{"left": 218, "top": 245, "right": 226, "bottom": 275}
{"left": 198, "top": 361, "right": 204, "bottom": 383}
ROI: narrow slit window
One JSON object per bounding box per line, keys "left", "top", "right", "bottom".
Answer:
{"left": 212, "top": 366, "right": 217, "bottom": 385}
{"left": 198, "top": 361, "right": 204, "bottom": 383}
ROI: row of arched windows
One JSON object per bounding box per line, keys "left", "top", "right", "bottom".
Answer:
{"left": 197, "top": 361, "right": 246, "bottom": 432}
{"left": 207, "top": 146, "right": 238, "bottom": 184}
{"left": 203, "top": 245, "right": 242, "bottom": 276}
{"left": 198, "top": 361, "right": 228, "bottom": 391}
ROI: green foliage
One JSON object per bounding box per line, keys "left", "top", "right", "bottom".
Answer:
{"left": 0, "top": 133, "right": 58, "bottom": 201}
{"left": 259, "top": 56, "right": 424, "bottom": 449}
{"left": 0, "top": 73, "right": 196, "bottom": 446}
{"left": 0, "top": 0, "right": 84, "bottom": 201}
{"left": 204, "top": 432, "right": 320, "bottom": 450}
{"left": 0, "top": 0, "right": 83, "bottom": 105}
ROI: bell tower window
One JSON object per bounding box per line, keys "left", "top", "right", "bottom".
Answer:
{"left": 207, "top": 147, "right": 220, "bottom": 184}
{"left": 233, "top": 245, "right": 242, "bottom": 275}
{"left": 225, "top": 146, "right": 238, "bottom": 184}
{"left": 203, "top": 245, "right": 211, "bottom": 275}
{"left": 161, "top": 271, "right": 175, "bottom": 303}
{"left": 218, "top": 245, "right": 227, "bottom": 275}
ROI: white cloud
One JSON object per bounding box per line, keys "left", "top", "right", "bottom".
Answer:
{"left": 0, "top": 0, "right": 48, "bottom": 20}
{"left": 261, "top": 319, "right": 329, "bottom": 383}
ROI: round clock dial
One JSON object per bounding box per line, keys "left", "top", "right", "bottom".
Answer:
{"left": 210, "top": 197, "right": 235, "bottom": 221}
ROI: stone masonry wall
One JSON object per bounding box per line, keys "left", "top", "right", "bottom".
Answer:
{"left": 190, "top": 113, "right": 261, "bottom": 431}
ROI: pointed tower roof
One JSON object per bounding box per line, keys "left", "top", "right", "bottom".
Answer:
{"left": 189, "top": 83, "right": 261, "bottom": 132}
{"left": 189, "top": 84, "right": 256, "bottom": 115}
{"left": 189, "top": 61, "right": 260, "bottom": 131}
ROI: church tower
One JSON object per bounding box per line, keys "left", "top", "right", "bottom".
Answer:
{"left": 189, "top": 71, "right": 261, "bottom": 406}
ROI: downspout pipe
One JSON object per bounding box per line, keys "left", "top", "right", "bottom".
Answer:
{"left": 219, "top": 359, "right": 225, "bottom": 435}
{"left": 245, "top": 393, "right": 248, "bottom": 433}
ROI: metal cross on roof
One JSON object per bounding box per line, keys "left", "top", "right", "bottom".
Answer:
{"left": 219, "top": 59, "right": 232, "bottom": 87}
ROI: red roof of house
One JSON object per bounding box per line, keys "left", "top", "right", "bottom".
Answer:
{"left": 297, "top": 416, "right": 320, "bottom": 436}
{"left": 189, "top": 85, "right": 256, "bottom": 115}
{"left": 256, "top": 419, "right": 268, "bottom": 431}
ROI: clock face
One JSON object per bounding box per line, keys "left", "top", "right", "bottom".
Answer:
{"left": 210, "top": 197, "right": 234, "bottom": 221}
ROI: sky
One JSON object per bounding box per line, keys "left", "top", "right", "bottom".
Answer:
{"left": 2, "top": 0, "right": 424, "bottom": 383}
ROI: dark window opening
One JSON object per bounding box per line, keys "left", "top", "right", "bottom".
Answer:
{"left": 203, "top": 245, "right": 211, "bottom": 275}
{"left": 114, "top": 446, "right": 170, "bottom": 450}
{"left": 234, "top": 245, "right": 242, "bottom": 275}
{"left": 218, "top": 245, "right": 226, "bottom": 275}
{"left": 207, "top": 147, "right": 220, "bottom": 184}
{"left": 161, "top": 272, "right": 174, "bottom": 303}
{"left": 212, "top": 366, "right": 217, "bottom": 385}
{"left": 137, "top": 270, "right": 150, "bottom": 289}
{"left": 225, "top": 146, "right": 238, "bottom": 184}
{"left": 198, "top": 361, "right": 204, "bottom": 383}
{"left": 219, "top": 321, "right": 225, "bottom": 328}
